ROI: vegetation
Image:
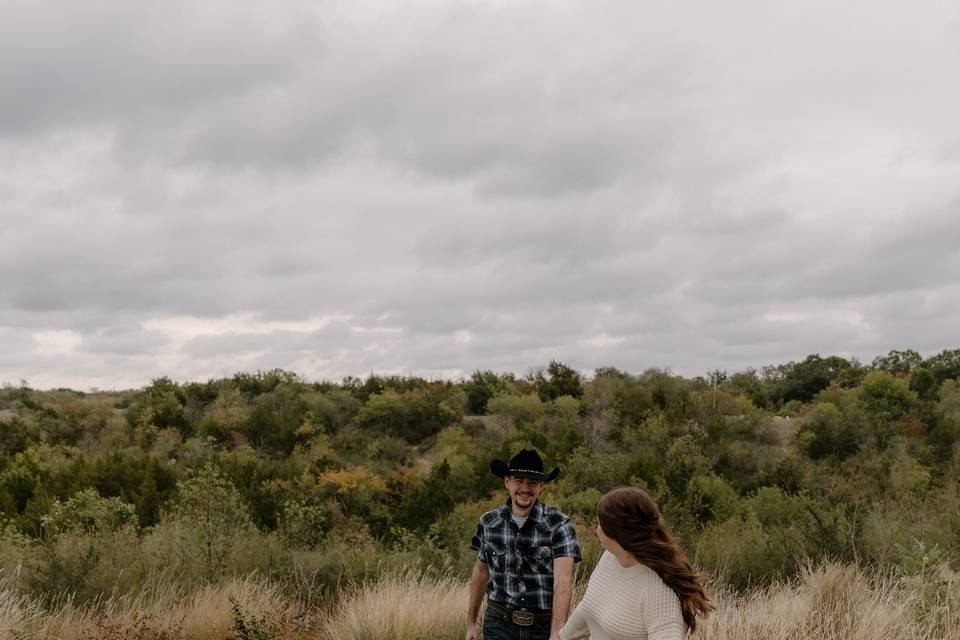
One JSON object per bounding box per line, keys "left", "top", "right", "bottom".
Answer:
{"left": 1, "top": 350, "right": 960, "bottom": 636}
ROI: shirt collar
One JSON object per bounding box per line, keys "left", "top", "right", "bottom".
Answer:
{"left": 499, "top": 498, "right": 546, "bottom": 528}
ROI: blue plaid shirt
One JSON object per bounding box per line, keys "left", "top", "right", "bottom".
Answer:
{"left": 471, "top": 498, "right": 581, "bottom": 611}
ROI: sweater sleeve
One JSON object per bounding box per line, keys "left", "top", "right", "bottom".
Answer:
{"left": 643, "top": 579, "right": 687, "bottom": 640}
{"left": 558, "top": 603, "right": 590, "bottom": 640}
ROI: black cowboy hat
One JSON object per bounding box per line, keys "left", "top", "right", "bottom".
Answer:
{"left": 490, "top": 448, "right": 560, "bottom": 483}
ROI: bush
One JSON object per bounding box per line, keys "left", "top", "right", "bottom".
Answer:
{"left": 277, "top": 497, "right": 334, "bottom": 549}
{"left": 695, "top": 487, "right": 847, "bottom": 587}
{"left": 486, "top": 394, "right": 545, "bottom": 428}
{"left": 170, "top": 465, "right": 255, "bottom": 579}
{"left": 30, "top": 527, "right": 142, "bottom": 603}
{"left": 797, "top": 403, "right": 859, "bottom": 460}
{"left": 551, "top": 487, "right": 603, "bottom": 521}
{"left": 42, "top": 489, "right": 138, "bottom": 536}
{"left": 684, "top": 474, "right": 738, "bottom": 525}
{"left": 428, "top": 500, "right": 499, "bottom": 575}
{"left": 561, "top": 447, "right": 634, "bottom": 492}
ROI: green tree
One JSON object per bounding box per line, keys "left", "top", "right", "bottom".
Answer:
{"left": 126, "top": 377, "right": 190, "bottom": 435}
{"left": 639, "top": 369, "right": 694, "bottom": 423}
{"left": 535, "top": 361, "right": 584, "bottom": 401}
{"left": 277, "top": 497, "right": 334, "bottom": 549}
{"left": 89, "top": 452, "right": 176, "bottom": 528}
{"left": 172, "top": 464, "right": 254, "bottom": 578}
{"left": 664, "top": 435, "right": 709, "bottom": 498}
{"left": 857, "top": 371, "right": 918, "bottom": 449}
{"left": 198, "top": 386, "right": 250, "bottom": 442}
{"left": 244, "top": 384, "right": 309, "bottom": 452}
{"left": 544, "top": 396, "right": 584, "bottom": 462}
{"left": 463, "top": 371, "right": 511, "bottom": 415}
{"left": 797, "top": 403, "right": 859, "bottom": 460}
{"left": 398, "top": 459, "right": 456, "bottom": 531}
{"left": 613, "top": 383, "right": 656, "bottom": 427}
{"left": 684, "top": 474, "right": 738, "bottom": 525}
{"left": 726, "top": 369, "right": 769, "bottom": 409}
{"left": 486, "top": 393, "right": 546, "bottom": 428}
{"left": 232, "top": 369, "right": 302, "bottom": 397}
{"left": 0, "top": 415, "right": 32, "bottom": 457}
{"left": 766, "top": 355, "right": 855, "bottom": 405}
{"left": 929, "top": 379, "right": 960, "bottom": 461}
{"left": 909, "top": 367, "right": 938, "bottom": 401}
{"left": 924, "top": 349, "right": 960, "bottom": 384}
{"left": 872, "top": 349, "right": 922, "bottom": 376}
{"left": 356, "top": 388, "right": 458, "bottom": 444}
{"left": 42, "top": 488, "right": 138, "bottom": 536}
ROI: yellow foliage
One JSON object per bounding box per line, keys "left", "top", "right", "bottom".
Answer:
{"left": 318, "top": 466, "right": 388, "bottom": 495}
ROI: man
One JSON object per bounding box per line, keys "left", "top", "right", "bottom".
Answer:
{"left": 466, "top": 448, "right": 581, "bottom": 640}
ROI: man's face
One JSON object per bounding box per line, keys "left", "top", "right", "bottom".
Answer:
{"left": 505, "top": 475, "right": 544, "bottom": 510}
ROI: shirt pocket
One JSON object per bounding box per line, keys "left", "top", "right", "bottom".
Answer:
{"left": 534, "top": 545, "right": 554, "bottom": 571}
{"left": 486, "top": 544, "right": 506, "bottom": 571}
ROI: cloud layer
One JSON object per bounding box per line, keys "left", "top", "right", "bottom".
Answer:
{"left": 2, "top": 0, "right": 959, "bottom": 389}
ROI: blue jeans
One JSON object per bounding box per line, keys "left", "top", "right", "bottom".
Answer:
{"left": 482, "top": 610, "right": 551, "bottom": 640}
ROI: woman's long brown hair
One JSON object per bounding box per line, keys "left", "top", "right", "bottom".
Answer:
{"left": 597, "top": 486, "right": 713, "bottom": 633}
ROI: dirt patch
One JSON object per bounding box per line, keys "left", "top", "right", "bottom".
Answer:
{"left": 763, "top": 416, "right": 799, "bottom": 448}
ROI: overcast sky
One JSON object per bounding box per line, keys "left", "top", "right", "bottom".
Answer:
{"left": 2, "top": 0, "right": 959, "bottom": 390}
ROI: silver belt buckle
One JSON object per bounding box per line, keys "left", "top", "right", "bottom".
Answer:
{"left": 511, "top": 611, "right": 534, "bottom": 626}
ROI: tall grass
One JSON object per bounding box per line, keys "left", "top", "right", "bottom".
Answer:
{"left": 317, "top": 571, "right": 469, "bottom": 640}
{"left": 693, "top": 562, "right": 960, "bottom": 640}
{"left": 2, "top": 563, "right": 959, "bottom": 639}
{"left": 0, "top": 577, "right": 305, "bottom": 640}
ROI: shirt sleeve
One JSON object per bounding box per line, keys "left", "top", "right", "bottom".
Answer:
{"left": 551, "top": 517, "right": 582, "bottom": 562}
{"left": 643, "top": 578, "right": 687, "bottom": 640}
{"left": 470, "top": 522, "right": 488, "bottom": 563}
{"left": 558, "top": 604, "right": 590, "bottom": 640}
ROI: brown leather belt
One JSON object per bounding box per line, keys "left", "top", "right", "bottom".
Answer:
{"left": 486, "top": 600, "right": 552, "bottom": 626}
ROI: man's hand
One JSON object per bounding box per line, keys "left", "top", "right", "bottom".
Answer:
{"left": 465, "top": 620, "right": 480, "bottom": 640}
{"left": 466, "top": 559, "right": 490, "bottom": 640}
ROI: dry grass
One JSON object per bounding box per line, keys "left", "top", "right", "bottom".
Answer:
{"left": 0, "top": 577, "right": 307, "bottom": 640}
{"left": 317, "top": 570, "right": 469, "bottom": 640}
{"left": 693, "top": 563, "right": 950, "bottom": 640}
{"left": 2, "top": 563, "right": 960, "bottom": 639}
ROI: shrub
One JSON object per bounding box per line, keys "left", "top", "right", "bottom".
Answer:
{"left": 277, "top": 498, "right": 334, "bottom": 549}
{"left": 30, "top": 527, "right": 142, "bottom": 603}
{"left": 684, "top": 474, "right": 739, "bottom": 525}
{"left": 170, "top": 464, "right": 255, "bottom": 579}
{"left": 42, "top": 489, "right": 138, "bottom": 536}
{"left": 486, "top": 393, "right": 546, "bottom": 428}
{"left": 797, "top": 403, "right": 859, "bottom": 460}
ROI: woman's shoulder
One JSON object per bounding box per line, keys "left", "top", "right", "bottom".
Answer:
{"left": 593, "top": 552, "right": 657, "bottom": 586}
{"left": 584, "top": 551, "right": 627, "bottom": 589}
{"left": 595, "top": 550, "right": 630, "bottom": 574}
{"left": 591, "top": 553, "right": 676, "bottom": 597}
{"left": 628, "top": 562, "right": 679, "bottom": 597}
{"left": 632, "top": 561, "right": 668, "bottom": 584}
{"left": 634, "top": 563, "right": 684, "bottom": 613}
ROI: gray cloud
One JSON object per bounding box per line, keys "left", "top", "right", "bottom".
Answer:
{"left": 0, "top": 1, "right": 317, "bottom": 136}
{"left": 78, "top": 325, "right": 171, "bottom": 356}
{"left": 1, "top": 0, "right": 959, "bottom": 388}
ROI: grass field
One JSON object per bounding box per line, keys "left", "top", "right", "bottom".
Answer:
{"left": 1, "top": 562, "right": 959, "bottom": 639}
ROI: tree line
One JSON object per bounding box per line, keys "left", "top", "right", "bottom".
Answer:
{"left": 1, "top": 348, "right": 960, "bottom": 602}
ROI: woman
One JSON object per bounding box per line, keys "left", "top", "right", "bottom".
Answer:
{"left": 559, "top": 487, "right": 712, "bottom": 640}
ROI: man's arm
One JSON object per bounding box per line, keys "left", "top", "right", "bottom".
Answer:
{"left": 466, "top": 559, "right": 490, "bottom": 640}
{"left": 550, "top": 556, "right": 575, "bottom": 639}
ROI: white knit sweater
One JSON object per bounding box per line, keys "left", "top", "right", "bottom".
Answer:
{"left": 559, "top": 551, "right": 687, "bottom": 640}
